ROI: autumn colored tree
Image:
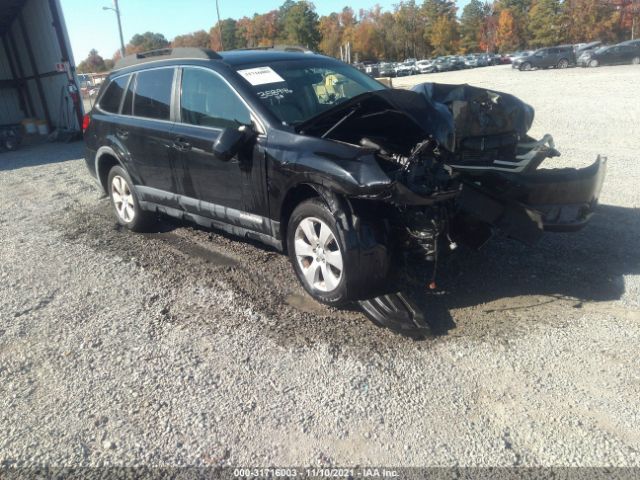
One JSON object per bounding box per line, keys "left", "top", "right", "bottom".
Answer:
{"left": 563, "top": 0, "right": 629, "bottom": 43}
{"left": 172, "top": 30, "right": 211, "bottom": 49}
{"left": 479, "top": 2, "right": 499, "bottom": 52}
{"left": 318, "top": 13, "right": 342, "bottom": 57}
{"left": 253, "top": 11, "right": 280, "bottom": 46}
{"left": 430, "top": 15, "right": 460, "bottom": 54}
{"left": 422, "top": 0, "right": 457, "bottom": 54}
{"left": 496, "top": 9, "right": 520, "bottom": 51}
{"left": 105, "top": 0, "right": 634, "bottom": 68}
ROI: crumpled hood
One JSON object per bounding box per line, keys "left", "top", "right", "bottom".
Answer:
{"left": 297, "top": 84, "right": 534, "bottom": 154}
{"left": 297, "top": 88, "right": 456, "bottom": 153}
{"left": 411, "top": 83, "right": 535, "bottom": 147}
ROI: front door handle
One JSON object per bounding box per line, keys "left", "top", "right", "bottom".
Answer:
{"left": 172, "top": 138, "right": 192, "bottom": 152}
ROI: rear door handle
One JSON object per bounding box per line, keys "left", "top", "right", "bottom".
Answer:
{"left": 173, "top": 138, "right": 192, "bottom": 152}
{"left": 116, "top": 128, "right": 129, "bottom": 139}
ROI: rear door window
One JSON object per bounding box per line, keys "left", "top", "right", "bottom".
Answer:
{"left": 99, "top": 75, "right": 129, "bottom": 113}
{"left": 133, "top": 68, "right": 175, "bottom": 120}
{"left": 179, "top": 67, "right": 251, "bottom": 129}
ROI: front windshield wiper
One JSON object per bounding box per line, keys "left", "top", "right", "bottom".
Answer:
{"left": 320, "top": 105, "right": 360, "bottom": 139}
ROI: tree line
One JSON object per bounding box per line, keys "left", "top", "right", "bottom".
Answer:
{"left": 77, "top": 0, "right": 638, "bottom": 72}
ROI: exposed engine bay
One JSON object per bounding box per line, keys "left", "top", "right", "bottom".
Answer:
{"left": 297, "top": 83, "right": 606, "bottom": 283}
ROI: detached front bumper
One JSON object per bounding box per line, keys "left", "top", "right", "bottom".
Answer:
{"left": 456, "top": 156, "right": 606, "bottom": 245}
{"left": 516, "top": 156, "right": 606, "bottom": 231}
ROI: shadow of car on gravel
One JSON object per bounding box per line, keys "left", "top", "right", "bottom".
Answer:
{"left": 399, "top": 203, "right": 639, "bottom": 336}
{"left": 155, "top": 203, "right": 638, "bottom": 339}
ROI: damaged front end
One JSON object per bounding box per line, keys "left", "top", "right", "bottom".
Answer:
{"left": 297, "top": 84, "right": 606, "bottom": 259}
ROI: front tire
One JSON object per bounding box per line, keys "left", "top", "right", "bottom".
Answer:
{"left": 519, "top": 62, "right": 532, "bottom": 71}
{"left": 287, "top": 199, "right": 349, "bottom": 305}
{"left": 107, "top": 165, "right": 155, "bottom": 232}
{"left": 286, "top": 198, "right": 389, "bottom": 306}
{"left": 632, "top": 56, "right": 640, "bottom": 65}
{"left": 589, "top": 59, "right": 599, "bottom": 67}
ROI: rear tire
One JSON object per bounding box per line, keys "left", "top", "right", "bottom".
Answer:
{"left": 632, "top": 57, "right": 640, "bottom": 65}
{"left": 557, "top": 58, "right": 569, "bottom": 69}
{"left": 107, "top": 165, "right": 155, "bottom": 232}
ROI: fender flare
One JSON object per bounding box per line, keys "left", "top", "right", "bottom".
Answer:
{"left": 95, "top": 145, "right": 125, "bottom": 192}
{"left": 307, "top": 183, "right": 356, "bottom": 232}
{"left": 306, "top": 184, "right": 391, "bottom": 298}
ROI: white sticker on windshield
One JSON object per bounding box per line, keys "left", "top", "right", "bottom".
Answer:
{"left": 237, "top": 66, "right": 285, "bottom": 86}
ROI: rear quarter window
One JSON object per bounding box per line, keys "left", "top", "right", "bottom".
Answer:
{"left": 133, "top": 68, "right": 174, "bottom": 121}
{"left": 99, "top": 76, "right": 129, "bottom": 113}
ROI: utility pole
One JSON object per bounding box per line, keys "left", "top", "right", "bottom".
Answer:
{"left": 216, "top": 0, "right": 224, "bottom": 50}
{"left": 633, "top": 0, "right": 639, "bottom": 39}
{"left": 103, "top": 0, "right": 126, "bottom": 58}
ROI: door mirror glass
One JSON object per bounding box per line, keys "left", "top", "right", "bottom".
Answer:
{"left": 213, "top": 125, "right": 253, "bottom": 161}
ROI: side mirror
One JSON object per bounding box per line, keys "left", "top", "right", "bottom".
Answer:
{"left": 213, "top": 125, "right": 254, "bottom": 161}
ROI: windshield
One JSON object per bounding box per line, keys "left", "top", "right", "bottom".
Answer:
{"left": 236, "top": 59, "right": 386, "bottom": 126}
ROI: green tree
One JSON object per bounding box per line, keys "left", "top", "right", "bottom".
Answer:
{"left": 527, "top": 0, "right": 564, "bottom": 46}
{"left": 77, "top": 49, "right": 107, "bottom": 73}
{"left": 210, "top": 18, "right": 239, "bottom": 50}
{"left": 459, "top": 0, "right": 485, "bottom": 52}
{"left": 280, "top": 1, "right": 320, "bottom": 49}
{"left": 127, "top": 32, "right": 170, "bottom": 53}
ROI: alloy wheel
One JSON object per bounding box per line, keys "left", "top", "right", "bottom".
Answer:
{"left": 294, "top": 217, "right": 343, "bottom": 292}
{"left": 632, "top": 57, "right": 640, "bottom": 65}
{"left": 589, "top": 59, "right": 599, "bottom": 67}
{"left": 558, "top": 59, "right": 569, "bottom": 68}
{"left": 111, "top": 175, "right": 135, "bottom": 223}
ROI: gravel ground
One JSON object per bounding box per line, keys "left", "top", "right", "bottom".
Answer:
{"left": 1, "top": 64, "right": 639, "bottom": 468}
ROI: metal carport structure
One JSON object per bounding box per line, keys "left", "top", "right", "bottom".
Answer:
{"left": 0, "top": 0, "right": 82, "bottom": 131}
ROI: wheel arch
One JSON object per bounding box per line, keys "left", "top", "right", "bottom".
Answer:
{"left": 279, "top": 183, "right": 357, "bottom": 249}
{"left": 95, "top": 146, "right": 125, "bottom": 195}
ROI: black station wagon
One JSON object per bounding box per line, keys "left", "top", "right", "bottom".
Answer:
{"left": 83, "top": 47, "right": 605, "bottom": 325}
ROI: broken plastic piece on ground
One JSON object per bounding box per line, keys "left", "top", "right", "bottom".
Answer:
{"left": 358, "top": 292, "right": 431, "bottom": 337}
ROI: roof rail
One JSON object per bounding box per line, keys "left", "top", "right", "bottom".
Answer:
{"left": 232, "top": 45, "right": 315, "bottom": 54}
{"left": 114, "top": 47, "right": 222, "bottom": 70}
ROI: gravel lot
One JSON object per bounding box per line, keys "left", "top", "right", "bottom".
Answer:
{"left": 1, "top": 64, "right": 639, "bottom": 468}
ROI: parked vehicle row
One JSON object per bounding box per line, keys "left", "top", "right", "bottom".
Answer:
{"left": 355, "top": 53, "right": 509, "bottom": 78}
{"left": 577, "top": 40, "right": 640, "bottom": 67}
{"left": 512, "top": 40, "right": 640, "bottom": 71}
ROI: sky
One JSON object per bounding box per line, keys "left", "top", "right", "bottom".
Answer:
{"left": 61, "top": 0, "right": 405, "bottom": 62}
